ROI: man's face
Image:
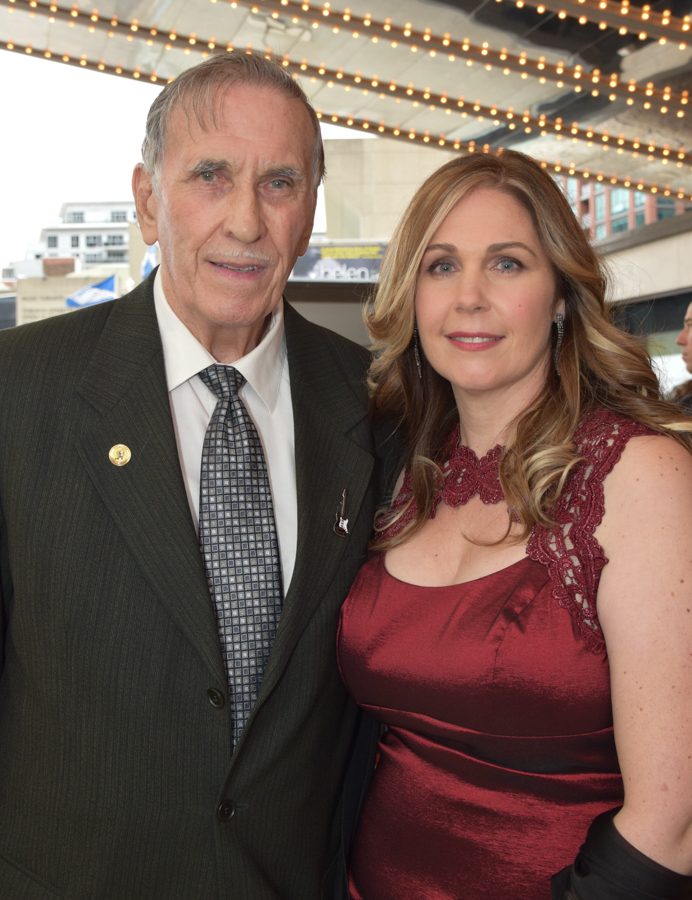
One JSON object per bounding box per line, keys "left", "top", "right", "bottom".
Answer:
{"left": 676, "top": 302, "right": 692, "bottom": 374}
{"left": 133, "top": 83, "right": 317, "bottom": 356}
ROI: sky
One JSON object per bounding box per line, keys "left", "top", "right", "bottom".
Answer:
{"left": 0, "top": 50, "right": 371, "bottom": 271}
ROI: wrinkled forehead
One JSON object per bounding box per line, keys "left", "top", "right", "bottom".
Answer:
{"left": 165, "top": 81, "right": 312, "bottom": 158}
{"left": 173, "top": 80, "right": 243, "bottom": 137}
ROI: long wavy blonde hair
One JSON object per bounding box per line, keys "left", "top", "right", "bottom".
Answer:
{"left": 368, "top": 149, "right": 692, "bottom": 550}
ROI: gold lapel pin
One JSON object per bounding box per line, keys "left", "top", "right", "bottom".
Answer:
{"left": 333, "top": 489, "right": 349, "bottom": 537}
{"left": 109, "top": 444, "right": 131, "bottom": 466}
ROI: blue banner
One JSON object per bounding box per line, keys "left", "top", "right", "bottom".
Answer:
{"left": 141, "top": 243, "right": 158, "bottom": 280}
{"left": 66, "top": 275, "right": 117, "bottom": 308}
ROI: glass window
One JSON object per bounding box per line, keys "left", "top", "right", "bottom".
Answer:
{"left": 111, "top": 211, "right": 127, "bottom": 222}
{"left": 595, "top": 223, "right": 606, "bottom": 240}
{"left": 105, "top": 234, "right": 125, "bottom": 246}
{"left": 567, "top": 178, "right": 579, "bottom": 201}
{"left": 657, "top": 199, "right": 675, "bottom": 221}
{"left": 67, "top": 211, "right": 84, "bottom": 223}
{"left": 47, "top": 235, "right": 58, "bottom": 248}
{"left": 611, "top": 217, "right": 629, "bottom": 234}
{"left": 107, "top": 250, "right": 127, "bottom": 260}
{"left": 634, "top": 191, "right": 646, "bottom": 208}
{"left": 610, "top": 188, "right": 629, "bottom": 215}
{"left": 86, "top": 235, "right": 102, "bottom": 247}
{"left": 635, "top": 211, "right": 645, "bottom": 228}
{"left": 595, "top": 194, "right": 606, "bottom": 222}
{"left": 71, "top": 235, "right": 79, "bottom": 248}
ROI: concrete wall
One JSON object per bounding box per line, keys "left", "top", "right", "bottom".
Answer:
{"left": 323, "top": 137, "right": 454, "bottom": 240}
{"left": 600, "top": 212, "right": 692, "bottom": 304}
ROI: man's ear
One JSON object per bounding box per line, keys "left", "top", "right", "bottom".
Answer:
{"left": 297, "top": 189, "right": 318, "bottom": 257}
{"left": 132, "top": 164, "right": 160, "bottom": 246}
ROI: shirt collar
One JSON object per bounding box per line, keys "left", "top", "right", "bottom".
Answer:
{"left": 153, "top": 268, "right": 286, "bottom": 413}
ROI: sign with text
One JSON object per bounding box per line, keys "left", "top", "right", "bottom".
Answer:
{"left": 289, "top": 243, "right": 387, "bottom": 282}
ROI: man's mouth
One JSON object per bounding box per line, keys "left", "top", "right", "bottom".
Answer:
{"left": 211, "top": 261, "right": 262, "bottom": 273}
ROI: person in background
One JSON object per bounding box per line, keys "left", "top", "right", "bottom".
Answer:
{"left": 672, "top": 301, "right": 692, "bottom": 410}
{"left": 0, "top": 51, "right": 383, "bottom": 900}
{"left": 337, "top": 150, "right": 692, "bottom": 900}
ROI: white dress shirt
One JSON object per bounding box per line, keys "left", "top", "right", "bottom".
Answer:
{"left": 153, "top": 270, "right": 297, "bottom": 593}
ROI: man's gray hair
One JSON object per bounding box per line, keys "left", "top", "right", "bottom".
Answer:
{"left": 141, "top": 51, "right": 325, "bottom": 192}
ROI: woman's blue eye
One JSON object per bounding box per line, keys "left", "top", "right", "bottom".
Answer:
{"left": 496, "top": 258, "right": 522, "bottom": 272}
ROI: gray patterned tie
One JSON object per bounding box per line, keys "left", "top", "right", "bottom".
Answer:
{"left": 198, "top": 365, "right": 283, "bottom": 747}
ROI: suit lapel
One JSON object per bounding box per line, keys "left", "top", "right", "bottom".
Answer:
{"left": 74, "top": 287, "right": 373, "bottom": 735}
{"left": 250, "top": 303, "right": 374, "bottom": 711}
{"left": 74, "top": 276, "right": 224, "bottom": 682}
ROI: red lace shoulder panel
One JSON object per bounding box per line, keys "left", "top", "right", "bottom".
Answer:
{"left": 526, "top": 409, "right": 653, "bottom": 654}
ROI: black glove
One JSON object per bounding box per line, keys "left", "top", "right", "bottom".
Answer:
{"left": 551, "top": 808, "right": 692, "bottom": 899}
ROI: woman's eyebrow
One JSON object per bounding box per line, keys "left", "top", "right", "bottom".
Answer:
{"left": 487, "top": 241, "right": 538, "bottom": 258}
{"left": 424, "top": 243, "right": 457, "bottom": 254}
{"left": 423, "top": 241, "right": 539, "bottom": 258}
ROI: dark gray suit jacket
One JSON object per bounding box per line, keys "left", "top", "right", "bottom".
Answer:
{"left": 0, "top": 272, "right": 380, "bottom": 900}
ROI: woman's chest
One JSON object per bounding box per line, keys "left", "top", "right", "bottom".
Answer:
{"left": 338, "top": 555, "right": 613, "bottom": 737}
{"left": 385, "top": 498, "right": 528, "bottom": 586}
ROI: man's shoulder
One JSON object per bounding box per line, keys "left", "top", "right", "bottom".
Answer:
{"left": 283, "top": 301, "right": 370, "bottom": 380}
{"left": 0, "top": 301, "right": 114, "bottom": 377}
{"left": 0, "top": 275, "right": 157, "bottom": 392}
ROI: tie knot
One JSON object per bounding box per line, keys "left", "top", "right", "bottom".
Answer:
{"left": 199, "top": 365, "right": 246, "bottom": 401}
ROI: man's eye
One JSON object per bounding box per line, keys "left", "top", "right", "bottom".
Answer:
{"left": 270, "top": 179, "right": 290, "bottom": 189}
{"left": 199, "top": 171, "right": 217, "bottom": 182}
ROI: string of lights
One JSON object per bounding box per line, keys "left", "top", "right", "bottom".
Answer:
{"left": 497, "top": 0, "right": 690, "bottom": 43}
{"left": 0, "top": 0, "right": 230, "bottom": 55}
{"left": 1, "top": 35, "right": 690, "bottom": 201}
{"left": 0, "top": 35, "right": 173, "bottom": 78}
{"left": 223, "top": 0, "right": 689, "bottom": 110}
{"left": 1, "top": 0, "right": 687, "bottom": 115}
{"left": 2, "top": 0, "right": 686, "bottom": 164}
{"left": 284, "top": 56, "right": 689, "bottom": 166}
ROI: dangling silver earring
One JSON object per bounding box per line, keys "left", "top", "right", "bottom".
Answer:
{"left": 413, "top": 326, "right": 423, "bottom": 380}
{"left": 554, "top": 312, "right": 564, "bottom": 376}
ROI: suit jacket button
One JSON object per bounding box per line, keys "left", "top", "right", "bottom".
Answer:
{"left": 207, "top": 688, "right": 224, "bottom": 708}
{"left": 217, "top": 800, "right": 236, "bottom": 822}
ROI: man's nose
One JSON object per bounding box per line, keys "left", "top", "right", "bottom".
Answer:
{"left": 221, "top": 183, "right": 264, "bottom": 244}
{"left": 676, "top": 328, "right": 687, "bottom": 347}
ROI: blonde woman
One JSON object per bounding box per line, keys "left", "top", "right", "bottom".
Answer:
{"left": 337, "top": 150, "right": 692, "bottom": 900}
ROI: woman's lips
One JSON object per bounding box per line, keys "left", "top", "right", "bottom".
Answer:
{"left": 446, "top": 332, "right": 504, "bottom": 351}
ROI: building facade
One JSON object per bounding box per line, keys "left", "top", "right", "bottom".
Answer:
{"left": 557, "top": 177, "right": 691, "bottom": 242}
{"left": 23, "top": 201, "right": 137, "bottom": 271}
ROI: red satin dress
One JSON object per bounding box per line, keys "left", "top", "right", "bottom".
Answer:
{"left": 337, "top": 410, "right": 652, "bottom": 900}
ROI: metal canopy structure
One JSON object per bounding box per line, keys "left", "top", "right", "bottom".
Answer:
{"left": 2, "top": 0, "right": 692, "bottom": 197}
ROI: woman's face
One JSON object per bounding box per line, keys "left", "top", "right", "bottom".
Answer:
{"left": 415, "top": 186, "right": 564, "bottom": 408}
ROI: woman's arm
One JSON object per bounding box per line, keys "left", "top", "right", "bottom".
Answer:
{"left": 595, "top": 433, "right": 692, "bottom": 875}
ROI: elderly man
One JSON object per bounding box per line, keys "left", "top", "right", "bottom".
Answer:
{"left": 0, "top": 53, "right": 383, "bottom": 899}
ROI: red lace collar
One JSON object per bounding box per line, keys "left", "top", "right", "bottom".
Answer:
{"left": 374, "top": 425, "right": 504, "bottom": 544}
